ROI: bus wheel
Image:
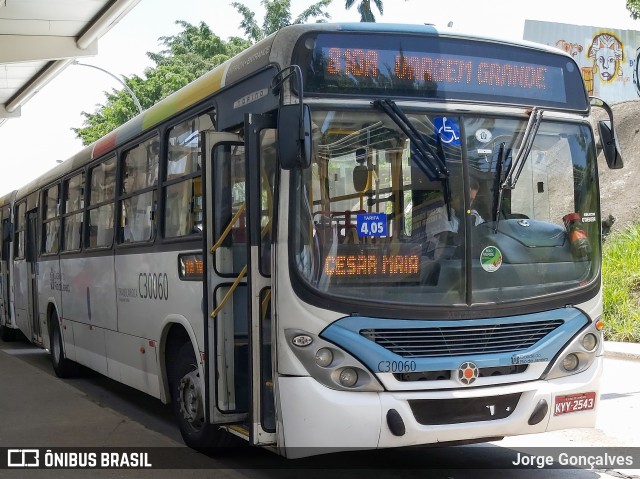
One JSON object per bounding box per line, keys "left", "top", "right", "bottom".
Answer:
{"left": 50, "top": 313, "right": 77, "bottom": 378}
{"left": 170, "top": 342, "right": 230, "bottom": 451}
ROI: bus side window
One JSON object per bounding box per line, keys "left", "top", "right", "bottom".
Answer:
{"left": 259, "top": 129, "right": 277, "bottom": 276}
{"left": 213, "top": 143, "right": 246, "bottom": 275}
{"left": 120, "top": 136, "right": 159, "bottom": 243}
{"left": 42, "top": 184, "right": 60, "bottom": 255}
{"left": 62, "top": 172, "right": 85, "bottom": 252}
{"left": 14, "top": 202, "right": 26, "bottom": 259}
{"left": 164, "top": 116, "right": 204, "bottom": 238}
{"left": 87, "top": 157, "right": 116, "bottom": 249}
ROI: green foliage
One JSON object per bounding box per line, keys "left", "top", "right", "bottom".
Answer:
{"left": 73, "top": 21, "right": 250, "bottom": 145}
{"left": 628, "top": 0, "right": 640, "bottom": 19}
{"left": 602, "top": 224, "right": 640, "bottom": 342}
{"left": 231, "top": 0, "right": 331, "bottom": 42}
{"left": 344, "top": 0, "right": 384, "bottom": 22}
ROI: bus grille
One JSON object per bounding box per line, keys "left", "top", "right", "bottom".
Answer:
{"left": 360, "top": 320, "right": 564, "bottom": 358}
{"left": 409, "top": 393, "right": 522, "bottom": 425}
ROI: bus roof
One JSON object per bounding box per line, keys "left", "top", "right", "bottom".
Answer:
{"left": 15, "top": 23, "right": 577, "bottom": 200}
{"left": 86, "top": 23, "right": 575, "bottom": 162}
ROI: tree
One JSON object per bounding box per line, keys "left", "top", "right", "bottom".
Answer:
{"left": 628, "top": 0, "right": 640, "bottom": 19}
{"left": 73, "top": 21, "right": 250, "bottom": 145}
{"left": 344, "top": 0, "right": 384, "bottom": 22}
{"left": 232, "top": 0, "right": 332, "bottom": 43}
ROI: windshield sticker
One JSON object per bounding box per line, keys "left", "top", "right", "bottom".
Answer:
{"left": 480, "top": 246, "right": 503, "bottom": 272}
{"left": 356, "top": 212, "right": 388, "bottom": 237}
{"left": 475, "top": 128, "right": 492, "bottom": 143}
{"left": 434, "top": 117, "right": 461, "bottom": 146}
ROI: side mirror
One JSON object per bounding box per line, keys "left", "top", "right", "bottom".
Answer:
{"left": 2, "top": 222, "right": 13, "bottom": 242}
{"left": 277, "top": 104, "right": 312, "bottom": 170}
{"left": 598, "top": 120, "right": 624, "bottom": 169}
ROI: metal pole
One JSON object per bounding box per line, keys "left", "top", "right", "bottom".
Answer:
{"left": 73, "top": 61, "right": 143, "bottom": 115}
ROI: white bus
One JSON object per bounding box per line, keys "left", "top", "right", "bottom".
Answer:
{"left": 5, "top": 23, "right": 623, "bottom": 457}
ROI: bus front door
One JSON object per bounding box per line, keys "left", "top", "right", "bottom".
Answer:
{"left": 25, "top": 210, "right": 41, "bottom": 343}
{"left": 205, "top": 123, "right": 276, "bottom": 447}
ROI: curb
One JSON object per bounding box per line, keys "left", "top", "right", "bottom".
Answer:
{"left": 603, "top": 341, "right": 640, "bottom": 361}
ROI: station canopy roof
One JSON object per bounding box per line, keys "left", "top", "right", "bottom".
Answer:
{"left": 0, "top": 0, "right": 141, "bottom": 128}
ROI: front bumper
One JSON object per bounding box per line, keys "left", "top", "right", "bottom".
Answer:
{"left": 278, "top": 356, "right": 602, "bottom": 457}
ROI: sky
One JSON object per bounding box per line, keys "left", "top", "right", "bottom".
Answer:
{"left": 1, "top": 0, "right": 639, "bottom": 196}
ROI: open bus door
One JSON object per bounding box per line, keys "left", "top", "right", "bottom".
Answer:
{"left": 25, "top": 210, "right": 41, "bottom": 343}
{"left": 204, "top": 124, "right": 277, "bottom": 447}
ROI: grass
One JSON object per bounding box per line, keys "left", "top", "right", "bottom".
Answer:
{"left": 602, "top": 223, "right": 640, "bottom": 342}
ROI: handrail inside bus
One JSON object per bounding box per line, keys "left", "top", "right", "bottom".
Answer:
{"left": 210, "top": 265, "right": 247, "bottom": 319}
{"left": 210, "top": 204, "right": 246, "bottom": 254}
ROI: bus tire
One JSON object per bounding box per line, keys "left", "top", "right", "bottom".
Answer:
{"left": 50, "top": 312, "right": 78, "bottom": 378}
{"left": 169, "top": 341, "right": 231, "bottom": 451}
{"left": 0, "top": 324, "right": 16, "bottom": 341}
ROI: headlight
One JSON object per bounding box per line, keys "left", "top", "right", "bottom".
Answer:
{"left": 285, "top": 329, "right": 383, "bottom": 392}
{"left": 544, "top": 320, "right": 602, "bottom": 380}
{"left": 582, "top": 333, "right": 598, "bottom": 351}
{"left": 315, "top": 348, "right": 333, "bottom": 367}
{"left": 562, "top": 353, "right": 579, "bottom": 371}
{"left": 339, "top": 368, "right": 358, "bottom": 387}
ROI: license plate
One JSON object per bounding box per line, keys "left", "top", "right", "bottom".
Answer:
{"left": 553, "top": 392, "right": 596, "bottom": 415}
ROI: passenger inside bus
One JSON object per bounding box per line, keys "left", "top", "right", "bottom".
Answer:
{"left": 422, "top": 177, "right": 485, "bottom": 260}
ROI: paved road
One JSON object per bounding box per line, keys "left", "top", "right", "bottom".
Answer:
{"left": 0, "top": 337, "right": 638, "bottom": 479}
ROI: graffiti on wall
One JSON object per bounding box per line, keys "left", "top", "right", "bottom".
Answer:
{"left": 555, "top": 40, "right": 583, "bottom": 58}
{"left": 634, "top": 46, "right": 640, "bottom": 96}
{"left": 524, "top": 20, "right": 640, "bottom": 103}
{"left": 588, "top": 33, "right": 624, "bottom": 82}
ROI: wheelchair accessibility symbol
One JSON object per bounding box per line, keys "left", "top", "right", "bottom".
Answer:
{"left": 434, "top": 116, "right": 461, "bottom": 146}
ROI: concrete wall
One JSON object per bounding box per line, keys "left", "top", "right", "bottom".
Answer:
{"left": 523, "top": 20, "right": 640, "bottom": 103}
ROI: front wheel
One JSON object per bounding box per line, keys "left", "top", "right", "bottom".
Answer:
{"left": 50, "top": 313, "right": 78, "bottom": 378}
{"left": 169, "top": 342, "right": 231, "bottom": 451}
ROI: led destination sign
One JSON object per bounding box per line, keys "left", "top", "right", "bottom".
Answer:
{"left": 323, "top": 244, "right": 422, "bottom": 283}
{"left": 326, "top": 48, "right": 550, "bottom": 91}
{"left": 298, "top": 32, "right": 588, "bottom": 110}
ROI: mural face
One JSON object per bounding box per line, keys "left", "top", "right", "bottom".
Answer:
{"left": 588, "top": 33, "right": 624, "bottom": 82}
{"left": 524, "top": 20, "right": 640, "bottom": 103}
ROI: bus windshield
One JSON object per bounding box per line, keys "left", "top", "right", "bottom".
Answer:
{"left": 291, "top": 108, "right": 600, "bottom": 307}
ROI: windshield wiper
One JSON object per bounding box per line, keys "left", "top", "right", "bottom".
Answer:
{"left": 492, "top": 142, "right": 510, "bottom": 232}
{"left": 492, "top": 107, "right": 544, "bottom": 233}
{"left": 502, "top": 107, "right": 544, "bottom": 189}
{"left": 373, "top": 99, "right": 451, "bottom": 216}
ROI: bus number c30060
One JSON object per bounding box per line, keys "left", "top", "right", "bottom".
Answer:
{"left": 138, "top": 273, "right": 169, "bottom": 301}
{"left": 377, "top": 360, "right": 417, "bottom": 373}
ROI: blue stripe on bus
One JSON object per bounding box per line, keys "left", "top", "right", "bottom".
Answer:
{"left": 320, "top": 308, "right": 589, "bottom": 372}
